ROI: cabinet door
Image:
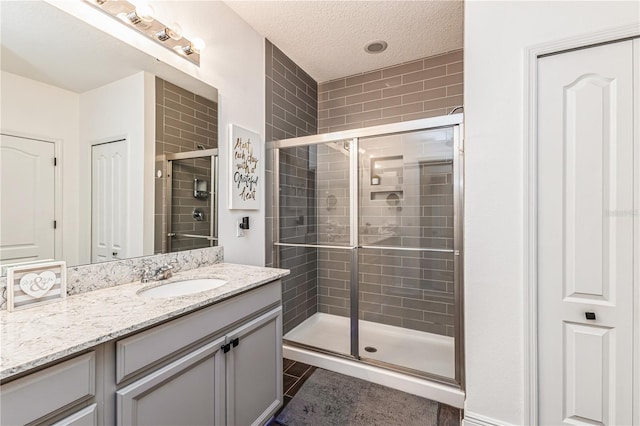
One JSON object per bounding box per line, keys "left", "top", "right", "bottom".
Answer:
{"left": 117, "top": 337, "right": 225, "bottom": 426}
{"left": 226, "top": 307, "right": 283, "bottom": 426}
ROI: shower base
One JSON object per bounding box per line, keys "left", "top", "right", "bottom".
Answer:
{"left": 283, "top": 312, "right": 463, "bottom": 406}
{"left": 285, "top": 312, "right": 454, "bottom": 377}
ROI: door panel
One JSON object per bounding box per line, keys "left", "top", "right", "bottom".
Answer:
{"left": 538, "top": 40, "right": 635, "bottom": 425}
{"left": 563, "top": 73, "right": 622, "bottom": 305}
{"left": 0, "top": 134, "right": 55, "bottom": 264}
{"left": 564, "top": 323, "right": 613, "bottom": 424}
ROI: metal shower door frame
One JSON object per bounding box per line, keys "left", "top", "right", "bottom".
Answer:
{"left": 272, "top": 115, "right": 464, "bottom": 388}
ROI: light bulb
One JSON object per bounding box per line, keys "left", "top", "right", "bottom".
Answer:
{"left": 124, "top": 3, "right": 154, "bottom": 26}
{"left": 191, "top": 38, "right": 205, "bottom": 53}
{"left": 135, "top": 4, "right": 154, "bottom": 22}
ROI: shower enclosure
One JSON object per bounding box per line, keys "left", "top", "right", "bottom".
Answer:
{"left": 271, "top": 115, "right": 464, "bottom": 389}
{"left": 160, "top": 149, "right": 218, "bottom": 253}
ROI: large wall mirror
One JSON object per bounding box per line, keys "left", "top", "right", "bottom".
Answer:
{"left": 0, "top": 1, "right": 219, "bottom": 272}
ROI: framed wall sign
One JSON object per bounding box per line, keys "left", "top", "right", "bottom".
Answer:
{"left": 6, "top": 261, "right": 67, "bottom": 311}
{"left": 229, "top": 124, "right": 261, "bottom": 210}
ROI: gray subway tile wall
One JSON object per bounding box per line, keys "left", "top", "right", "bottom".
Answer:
{"left": 155, "top": 77, "right": 218, "bottom": 254}
{"left": 266, "top": 45, "right": 463, "bottom": 337}
{"left": 318, "top": 50, "right": 463, "bottom": 133}
{"left": 265, "top": 40, "right": 319, "bottom": 334}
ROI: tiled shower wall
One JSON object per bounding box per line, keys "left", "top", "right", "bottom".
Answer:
{"left": 318, "top": 49, "right": 463, "bottom": 133}
{"left": 266, "top": 47, "right": 463, "bottom": 337}
{"left": 313, "top": 52, "right": 463, "bottom": 337}
{"left": 265, "top": 40, "right": 319, "bottom": 334}
{"left": 155, "top": 77, "right": 218, "bottom": 254}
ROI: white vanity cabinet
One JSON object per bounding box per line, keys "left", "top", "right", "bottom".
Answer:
{"left": 0, "top": 279, "right": 283, "bottom": 426}
{"left": 115, "top": 280, "right": 283, "bottom": 426}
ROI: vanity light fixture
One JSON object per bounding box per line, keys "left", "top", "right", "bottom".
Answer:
{"left": 85, "top": 0, "right": 202, "bottom": 66}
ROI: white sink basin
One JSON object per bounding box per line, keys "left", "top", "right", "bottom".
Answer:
{"left": 138, "top": 278, "right": 228, "bottom": 298}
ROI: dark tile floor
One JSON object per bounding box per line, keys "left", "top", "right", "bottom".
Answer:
{"left": 281, "top": 358, "right": 317, "bottom": 409}
{"left": 269, "top": 358, "right": 462, "bottom": 426}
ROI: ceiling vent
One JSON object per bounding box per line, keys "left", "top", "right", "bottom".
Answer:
{"left": 364, "top": 40, "right": 388, "bottom": 54}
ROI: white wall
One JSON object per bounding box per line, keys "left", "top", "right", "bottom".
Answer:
{"left": 0, "top": 71, "right": 81, "bottom": 266}
{"left": 464, "top": 2, "right": 639, "bottom": 424}
{"left": 48, "top": 0, "right": 266, "bottom": 266}
{"left": 79, "top": 71, "right": 155, "bottom": 264}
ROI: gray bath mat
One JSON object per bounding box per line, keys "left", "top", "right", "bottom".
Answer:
{"left": 275, "top": 368, "right": 439, "bottom": 426}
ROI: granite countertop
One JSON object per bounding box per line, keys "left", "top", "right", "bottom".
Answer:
{"left": 0, "top": 263, "right": 289, "bottom": 381}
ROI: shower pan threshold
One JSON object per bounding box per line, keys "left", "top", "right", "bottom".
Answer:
{"left": 283, "top": 313, "right": 463, "bottom": 407}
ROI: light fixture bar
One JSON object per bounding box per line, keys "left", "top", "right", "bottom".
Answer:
{"left": 85, "top": 0, "right": 201, "bottom": 66}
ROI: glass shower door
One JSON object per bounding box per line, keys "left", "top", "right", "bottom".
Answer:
{"left": 277, "top": 140, "right": 354, "bottom": 357}
{"left": 357, "top": 128, "right": 459, "bottom": 380}
{"left": 274, "top": 121, "right": 463, "bottom": 386}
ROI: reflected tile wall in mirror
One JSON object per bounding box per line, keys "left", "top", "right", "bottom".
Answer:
{"left": 155, "top": 78, "right": 218, "bottom": 254}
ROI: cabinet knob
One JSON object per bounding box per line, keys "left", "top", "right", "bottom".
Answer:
{"left": 585, "top": 312, "right": 596, "bottom": 320}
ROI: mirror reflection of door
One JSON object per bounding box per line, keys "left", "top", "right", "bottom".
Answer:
{"left": 0, "top": 134, "right": 55, "bottom": 265}
{"left": 91, "top": 139, "right": 127, "bottom": 263}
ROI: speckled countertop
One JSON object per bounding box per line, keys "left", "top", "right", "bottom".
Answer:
{"left": 0, "top": 263, "right": 289, "bottom": 381}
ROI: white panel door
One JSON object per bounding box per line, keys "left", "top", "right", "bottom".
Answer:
{"left": 91, "top": 140, "right": 127, "bottom": 263}
{"left": 0, "top": 134, "right": 55, "bottom": 264}
{"left": 538, "top": 40, "right": 636, "bottom": 425}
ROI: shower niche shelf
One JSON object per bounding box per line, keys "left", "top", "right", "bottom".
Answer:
{"left": 370, "top": 155, "right": 403, "bottom": 187}
{"left": 370, "top": 190, "right": 403, "bottom": 206}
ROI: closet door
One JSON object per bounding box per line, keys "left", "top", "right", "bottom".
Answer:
{"left": 537, "top": 39, "right": 636, "bottom": 425}
{"left": 91, "top": 140, "right": 127, "bottom": 262}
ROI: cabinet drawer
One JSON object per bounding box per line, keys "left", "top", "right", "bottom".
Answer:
{"left": 116, "top": 280, "right": 281, "bottom": 383}
{"left": 0, "top": 352, "right": 96, "bottom": 426}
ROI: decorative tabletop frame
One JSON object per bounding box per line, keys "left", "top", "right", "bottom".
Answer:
{"left": 6, "top": 261, "right": 67, "bottom": 311}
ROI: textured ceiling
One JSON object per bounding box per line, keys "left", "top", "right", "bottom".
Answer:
{"left": 225, "top": 0, "right": 463, "bottom": 83}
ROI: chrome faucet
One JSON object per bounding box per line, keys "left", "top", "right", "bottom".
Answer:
{"left": 139, "top": 267, "right": 152, "bottom": 283}
{"left": 153, "top": 264, "right": 174, "bottom": 281}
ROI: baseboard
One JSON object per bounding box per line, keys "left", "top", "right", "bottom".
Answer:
{"left": 463, "top": 411, "right": 516, "bottom": 426}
